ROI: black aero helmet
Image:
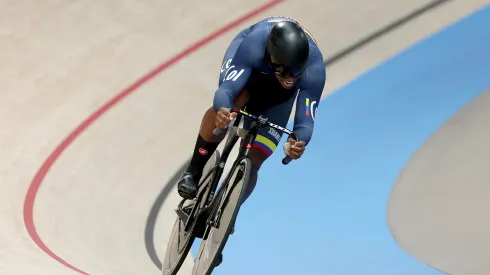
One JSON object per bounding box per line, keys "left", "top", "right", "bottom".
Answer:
{"left": 267, "top": 20, "right": 310, "bottom": 78}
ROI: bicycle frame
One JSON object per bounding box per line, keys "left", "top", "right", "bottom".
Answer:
{"left": 208, "top": 108, "right": 299, "bottom": 197}
{"left": 180, "top": 108, "right": 298, "bottom": 232}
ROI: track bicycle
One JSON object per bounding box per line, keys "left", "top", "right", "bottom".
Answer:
{"left": 162, "top": 108, "right": 298, "bottom": 275}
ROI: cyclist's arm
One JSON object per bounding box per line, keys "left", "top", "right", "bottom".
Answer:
{"left": 213, "top": 32, "right": 265, "bottom": 111}
{"left": 293, "top": 58, "right": 326, "bottom": 146}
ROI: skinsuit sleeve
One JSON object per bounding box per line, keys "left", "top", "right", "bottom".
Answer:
{"left": 292, "top": 53, "right": 326, "bottom": 145}
{"left": 213, "top": 30, "right": 266, "bottom": 112}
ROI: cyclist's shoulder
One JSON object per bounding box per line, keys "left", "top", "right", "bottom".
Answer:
{"left": 260, "top": 16, "right": 320, "bottom": 45}
{"left": 248, "top": 16, "right": 301, "bottom": 35}
{"left": 296, "top": 59, "right": 326, "bottom": 92}
{"left": 233, "top": 23, "right": 269, "bottom": 65}
{"left": 262, "top": 15, "right": 299, "bottom": 26}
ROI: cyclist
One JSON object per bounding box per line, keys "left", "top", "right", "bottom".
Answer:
{"left": 177, "top": 16, "right": 326, "bottom": 205}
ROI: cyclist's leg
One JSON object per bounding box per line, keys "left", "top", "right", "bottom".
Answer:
{"left": 240, "top": 91, "right": 298, "bottom": 205}
{"left": 177, "top": 31, "right": 249, "bottom": 199}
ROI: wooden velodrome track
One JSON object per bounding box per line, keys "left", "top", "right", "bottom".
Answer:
{"left": 1, "top": 0, "right": 487, "bottom": 274}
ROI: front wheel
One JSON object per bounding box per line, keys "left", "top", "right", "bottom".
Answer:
{"left": 161, "top": 151, "right": 221, "bottom": 275}
{"left": 192, "top": 158, "right": 251, "bottom": 275}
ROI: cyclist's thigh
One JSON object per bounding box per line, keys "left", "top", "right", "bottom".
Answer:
{"left": 245, "top": 94, "right": 297, "bottom": 158}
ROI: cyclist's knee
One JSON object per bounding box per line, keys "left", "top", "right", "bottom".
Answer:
{"left": 248, "top": 133, "right": 280, "bottom": 167}
{"left": 249, "top": 147, "right": 269, "bottom": 169}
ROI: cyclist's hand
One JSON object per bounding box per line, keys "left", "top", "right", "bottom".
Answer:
{"left": 216, "top": 107, "right": 236, "bottom": 129}
{"left": 284, "top": 138, "right": 305, "bottom": 159}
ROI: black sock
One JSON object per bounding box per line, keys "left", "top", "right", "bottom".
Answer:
{"left": 187, "top": 135, "right": 219, "bottom": 179}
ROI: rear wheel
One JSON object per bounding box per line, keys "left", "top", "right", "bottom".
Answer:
{"left": 161, "top": 151, "right": 220, "bottom": 275}
{"left": 192, "top": 158, "right": 251, "bottom": 275}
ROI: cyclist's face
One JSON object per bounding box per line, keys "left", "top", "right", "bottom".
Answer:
{"left": 275, "top": 72, "right": 298, "bottom": 89}
{"left": 268, "top": 59, "right": 302, "bottom": 89}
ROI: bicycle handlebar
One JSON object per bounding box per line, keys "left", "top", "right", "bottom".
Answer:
{"left": 212, "top": 108, "right": 299, "bottom": 165}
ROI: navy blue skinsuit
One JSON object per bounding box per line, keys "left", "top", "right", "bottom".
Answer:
{"left": 214, "top": 16, "right": 326, "bottom": 156}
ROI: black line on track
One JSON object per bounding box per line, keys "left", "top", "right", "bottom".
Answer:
{"left": 144, "top": 0, "right": 451, "bottom": 269}
{"left": 324, "top": 0, "right": 451, "bottom": 66}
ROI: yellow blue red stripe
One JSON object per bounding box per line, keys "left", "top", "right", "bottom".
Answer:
{"left": 268, "top": 16, "right": 297, "bottom": 23}
{"left": 253, "top": 135, "right": 276, "bottom": 156}
{"left": 306, "top": 97, "right": 310, "bottom": 116}
{"left": 240, "top": 135, "right": 277, "bottom": 156}
{"left": 302, "top": 28, "right": 317, "bottom": 45}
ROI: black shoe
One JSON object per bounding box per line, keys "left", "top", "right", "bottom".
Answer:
{"left": 177, "top": 172, "right": 199, "bottom": 199}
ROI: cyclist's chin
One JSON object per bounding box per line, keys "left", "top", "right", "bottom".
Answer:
{"left": 275, "top": 75, "right": 297, "bottom": 89}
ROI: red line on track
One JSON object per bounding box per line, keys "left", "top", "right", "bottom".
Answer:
{"left": 22, "top": 1, "right": 284, "bottom": 274}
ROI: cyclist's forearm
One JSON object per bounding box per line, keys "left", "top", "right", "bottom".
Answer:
{"left": 293, "top": 124, "right": 314, "bottom": 146}
{"left": 213, "top": 88, "right": 234, "bottom": 111}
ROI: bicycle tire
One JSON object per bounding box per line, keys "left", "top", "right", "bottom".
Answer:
{"left": 161, "top": 151, "right": 221, "bottom": 275}
{"left": 192, "top": 158, "right": 251, "bottom": 275}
